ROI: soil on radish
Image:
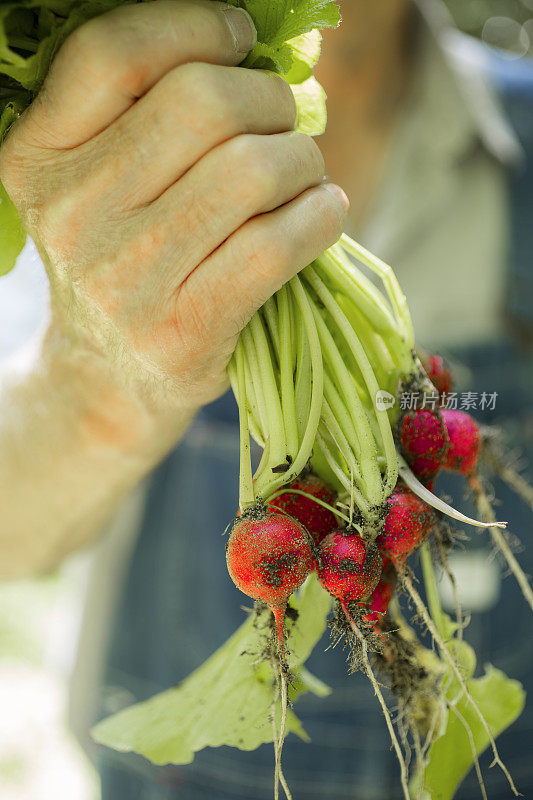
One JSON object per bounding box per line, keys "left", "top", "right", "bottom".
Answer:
{"left": 371, "top": 617, "right": 428, "bottom": 700}
{"left": 328, "top": 599, "right": 384, "bottom": 673}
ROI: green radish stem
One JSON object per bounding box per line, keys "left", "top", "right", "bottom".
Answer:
{"left": 315, "top": 432, "right": 352, "bottom": 494}
{"left": 339, "top": 234, "right": 415, "bottom": 351}
{"left": 470, "top": 478, "right": 533, "bottom": 613}
{"left": 7, "top": 36, "right": 39, "bottom": 53}
{"left": 321, "top": 397, "right": 365, "bottom": 489}
{"left": 228, "top": 354, "right": 265, "bottom": 449}
{"left": 254, "top": 277, "right": 325, "bottom": 497}
{"left": 305, "top": 287, "right": 382, "bottom": 505}
{"left": 317, "top": 248, "right": 398, "bottom": 336}
{"left": 420, "top": 543, "right": 447, "bottom": 639}
{"left": 340, "top": 600, "right": 411, "bottom": 800}
{"left": 242, "top": 326, "right": 269, "bottom": 437}
{"left": 314, "top": 432, "right": 371, "bottom": 524}
{"left": 401, "top": 571, "right": 519, "bottom": 797}
{"left": 293, "top": 302, "right": 312, "bottom": 442}
{"left": 435, "top": 534, "right": 465, "bottom": 642}
{"left": 303, "top": 266, "right": 398, "bottom": 495}
{"left": 321, "top": 243, "right": 411, "bottom": 374}
{"left": 323, "top": 373, "right": 363, "bottom": 460}
{"left": 262, "top": 297, "right": 281, "bottom": 363}
{"left": 234, "top": 340, "right": 255, "bottom": 510}
{"left": 241, "top": 351, "right": 265, "bottom": 447}
{"left": 336, "top": 293, "right": 397, "bottom": 389}
{"left": 317, "top": 422, "right": 370, "bottom": 517}
{"left": 250, "top": 313, "right": 287, "bottom": 468}
{"left": 279, "top": 285, "right": 299, "bottom": 461}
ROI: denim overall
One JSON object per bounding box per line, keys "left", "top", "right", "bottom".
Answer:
{"left": 95, "top": 53, "right": 533, "bottom": 800}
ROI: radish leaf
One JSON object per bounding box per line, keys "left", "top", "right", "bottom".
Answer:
{"left": 292, "top": 76, "right": 327, "bottom": 136}
{"left": 411, "top": 642, "right": 525, "bottom": 800}
{"left": 0, "top": 180, "right": 26, "bottom": 276}
{"left": 91, "top": 575, "right": 332, "bottom": 765}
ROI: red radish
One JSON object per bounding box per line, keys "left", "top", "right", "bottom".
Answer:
{"left": 399, "top": 409, "right": 449, "bottom": 485}
{"left": 361, "top": 573, "right": 395, "bottom": 631}
{"left": 421, "top": 353, "right": 453, "bottom": 396}
{"left": 226, "top": 512, "right": 315, "bottom": 655}
{"left": 441, "top": 409, "right": 481, "bottom": 478}
{"left": 376, "top": 485, "right": 433, "bottom": 564}
{"left": 317, "top": 529, "right": 382, "bottom": 603}
{"left": 268, "top": 475, "right": 338, "bottom": 543}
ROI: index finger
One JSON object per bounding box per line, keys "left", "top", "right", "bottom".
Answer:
{"left": 19, "top": 0, "right": 257, "bottom": 150}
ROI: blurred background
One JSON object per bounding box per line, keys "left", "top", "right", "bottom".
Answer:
{"left": 1, "top": 1, "right": 532, "bottom": 799}
{"left": 446, "top": 0, "right": 533, "bottom": 55}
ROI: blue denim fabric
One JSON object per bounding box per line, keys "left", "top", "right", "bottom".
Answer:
{"left": 95, "top": 339, "right": 533, "bottom": 799}
{"left": 488, "top": 50, "right": 533, "bottom": 329}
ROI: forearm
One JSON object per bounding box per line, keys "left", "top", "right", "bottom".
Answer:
{"left": 0, "top": 328, "right": 196, "bottom": 579}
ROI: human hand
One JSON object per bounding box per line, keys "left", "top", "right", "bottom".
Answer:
{"left": 0, "top": 0, "right": 348, "bottom": 416}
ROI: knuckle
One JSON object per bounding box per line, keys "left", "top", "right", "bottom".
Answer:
{"left": 60, "top": 19, "right": 105, "bottom": 67}
{"left": 226, "top": 135, "right": 279, "bottom": 206}
{"left": 168, "top": 63, "right": 235, "bottom": 135}
{"left": 59, "top": 17, "right": 143, "bottom": 94}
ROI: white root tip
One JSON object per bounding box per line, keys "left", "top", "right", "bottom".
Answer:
{"left": 398, "top": 456, "right": 507, "bottom": 530}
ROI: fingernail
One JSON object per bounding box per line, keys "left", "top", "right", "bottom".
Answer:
{"left": 222, "top": 6, "right": 257, "bottom": 58}
{"left": 323, "top": 183, "right": 350, "bottom": 213}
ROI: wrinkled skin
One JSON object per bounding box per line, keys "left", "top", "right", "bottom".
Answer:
{"left": 0, "top": 0, "right": 348, "bottom": 419}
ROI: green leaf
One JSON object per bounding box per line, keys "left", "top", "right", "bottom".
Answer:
{"left": 292, "top": 76, "right": 327, "bottom": 137}
{"left": 411, "top": 657, "right": 525, "bottom": 800}
{"left": 284, "top": 30, "right": 322, "bottom": 84}
{"left": 240, "top": 0, "right": 339, "bottom": 49}
{"left": 237, "top": 0, "right": 340, "bottom": 73}
{"left": 295, "top": 665, "right": 332, "bottom": 699}
{"left": 0, "top": 95, "right": 28, "bottom": 143}
{"left": 91, "top": 575, "right": 332, "bottom": 766}
{"left": 0, "top": 180, "right": 26, "bottom": 276}
{"left": 0, "top": 1, "right": 134, "bottom": 94}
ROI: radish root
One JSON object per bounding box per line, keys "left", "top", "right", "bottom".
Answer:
{"left": 470, "top": 477, "right": 533, "bottom": 613}
{"left": 271, "top": 654, "right": 292, "bottom": 800}
{"left": 483, "top": 442, "right": 533, "bottom": 513}
{"left": 340, "top": 600, "right": 412, "bottom": 800}
{"left": 401, "top": 572, "right": 519, "bottom": 796}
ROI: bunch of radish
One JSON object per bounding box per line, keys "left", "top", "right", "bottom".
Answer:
{"left": 225, "top": 232, "right": 532, "bottom": 798}
{"left": 1, "top": 0, "right": 530, "bottom": 796}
